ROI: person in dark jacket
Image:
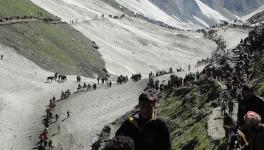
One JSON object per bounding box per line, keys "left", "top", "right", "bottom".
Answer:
{"left": 115, "top": 93, "right": 171, "bottom": 150}
{"left": 237, "top": 84, "right": 264, "bottom": 127}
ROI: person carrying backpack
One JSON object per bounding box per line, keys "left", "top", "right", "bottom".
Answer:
{"left": 223, "top": 114, "right": 248, "bottom": 150}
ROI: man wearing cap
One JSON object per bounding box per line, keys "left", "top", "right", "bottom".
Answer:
{"left": 115, "top": 93, "right": 171, "bottom": 150}
{"left": 237, "top": 84, "right": 264, "bottom": 127}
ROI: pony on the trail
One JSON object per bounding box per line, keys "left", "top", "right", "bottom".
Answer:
{"left": 47, "top": 76, "right": 55, "bottom": 82}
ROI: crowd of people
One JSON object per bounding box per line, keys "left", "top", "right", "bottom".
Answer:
{"left": 117, "top": 75, "right": 128, "bottom": 84}
{"left": 131, "top": 73, "right": 142, "bottom": 81}
{"left": 198, "top": 24, "right": 264, "bottom": 150}
{"left": 221, "top": 25, "right": 264, "bottom": 150}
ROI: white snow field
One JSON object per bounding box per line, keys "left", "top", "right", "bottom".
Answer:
{"left": 114, "top": 0, "right": 199, "bottom": 29}
{"left": 217, "top": 27, "right": 249, "bottom": 50}
{"left": 193, "top": 0, "right": 228, "bottom": 23}
{"left": 32, "top": 0, "right": 217, "bottom": 77}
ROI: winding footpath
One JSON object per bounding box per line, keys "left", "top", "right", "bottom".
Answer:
{"left": 207, "top": 26, "right": 249, "bottom": 140}
{"left": 41, "top": 79, "right": 148, "bottom": 150}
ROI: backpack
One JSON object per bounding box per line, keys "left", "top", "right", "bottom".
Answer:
{"left": 227, "top": 131, "right": 240, "bottom": 149}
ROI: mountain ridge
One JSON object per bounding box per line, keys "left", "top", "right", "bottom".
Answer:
{"left": 150, "top": 0, "right": 264, "bottom": 27}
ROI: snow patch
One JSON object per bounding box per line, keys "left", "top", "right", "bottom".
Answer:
{"left": 114, "top": 0, "right": 199, "bottom": 30}
{"left": 194, "top": 0, "right": 228, "bottom": 23}
{"left": 193, "top": 15, "right": 210, "bottom": 28}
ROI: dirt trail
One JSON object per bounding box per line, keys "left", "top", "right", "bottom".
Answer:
{"left": 207, "top": 82, "right": 238, "bottom": 140}
{"left": 42, "top": 79, "right": 148, "bottom": 150}
{"left": 0, "top": 17, "right": 63, "bottom": 25}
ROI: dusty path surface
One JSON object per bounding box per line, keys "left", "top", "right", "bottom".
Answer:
{"left": 47, "top": 80, "right": 148, "bottom": 150}
{"left": 208, "top": 101, "right": 238, "bottom": 140}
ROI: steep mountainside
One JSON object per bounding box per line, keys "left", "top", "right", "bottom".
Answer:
{"left": 0, "top": 0, "right": 105, "bottom": 77}
{"left": 150, "top": 0, "right": 264, "bottom": 27}
{"left": 242, "top": 4, "right": 264, "bottom": 22}
{"left": 150, "top": 0, "right": 232, "bottom": 28}
{"left": 31, "top": 0, "right": 217, "bottom": 76}
{"left": 201, "top": 0, "right": 264, "bottom": 16}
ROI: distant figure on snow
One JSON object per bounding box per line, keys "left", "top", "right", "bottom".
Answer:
{"left": 67, "top": 110, "right": 70, "bottom": 118}
{"left": 58, "top": 124, "right": 60, "bottom": 134}
{"left": 77, "top": 76, "right": 81, "bottom": 83}
{"left": 55, "top": 114, "right": 59, "bottom": 122}
{"left": 97, "top": 77, "right": 100, "bottom": 84}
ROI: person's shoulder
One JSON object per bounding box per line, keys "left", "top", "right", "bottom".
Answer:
{"left": 153, "top": 117, "right": 169, "bottom": 127}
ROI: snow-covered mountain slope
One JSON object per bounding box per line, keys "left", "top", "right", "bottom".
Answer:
{"left": 217, "top": 28, "right": 249, "bottom": 50}
{"left": 150, "top": 0, "right": 230, "bottom": 28}
{"left": 31, "top": 0, "right": 217, "bottom": 76}
{"left": 114, "top": 0, "right": 199, "bottom": 29}
{"left": 201, "top": 0, "right": 264, "bottom": 16}
{"left": 151, "top": 0, "right": 264, "bottom": 27}
{"left": 242, "top": 4, "right": 264, "bottom": 21}
{"left": 0, "top": 43, "right": 96, "bottom": 150}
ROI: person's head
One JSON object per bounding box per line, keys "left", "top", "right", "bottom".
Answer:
{"left": 102, "top": 136, "right": 135, "bottom": 150}
{"left": 138, "top": 93, "right": 156, "bottom": 120}
{"left": 242, "top": 84, "right": 255, "bottom": 99}
{"left": 244, "top": 111, "right": 261, "bottom": 129}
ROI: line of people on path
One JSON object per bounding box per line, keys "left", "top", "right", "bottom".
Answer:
{"left": 69, "top": 19, "right": 78, "bottom": 24}
{"left": 212, "top": 25, "right": 264, "bottom": 150}
{"left": 36, "top": 94, "right": 71, "bottom": 150}
{"left": 117, "top": 75, "right": 128, "bottom": 84}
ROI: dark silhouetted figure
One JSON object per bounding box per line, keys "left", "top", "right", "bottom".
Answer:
{"left": 67, "top": 110, "right": 70, "bottom": 118}
{"left": 58, "top": 124, "right": 60, "bottom": 134}
{"left": 97, "top": 77, "right": 100, "bottom": 84}
{"left": 116, "top": 93, "right": 171, "bottom": 150}
{"left": 55, "top": 114, "right": 59, "bottom": 122}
